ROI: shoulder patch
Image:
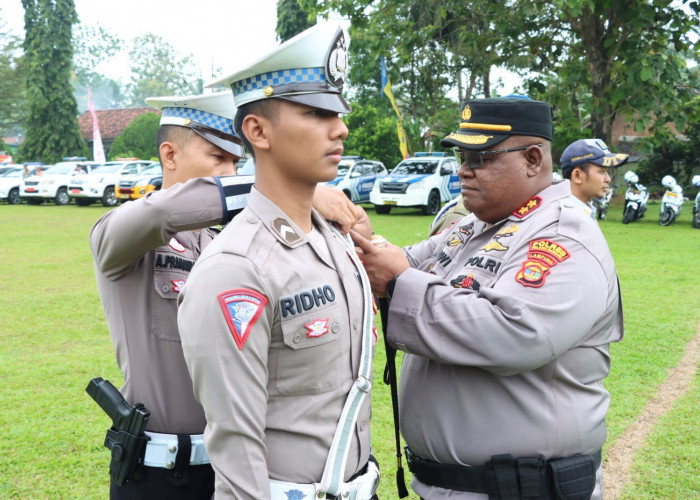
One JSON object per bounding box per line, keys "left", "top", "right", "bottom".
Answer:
{"left": 272, "top": 217, "right": 302, "bottom": 245}
{"left": 512, "top": 196, "right": 542, "bottom": 219}
{"left": 515, "top": 239, "right": 570, "bottom": 288}
{"left": 218, "top": 289, "right": 268, "bottom": 350}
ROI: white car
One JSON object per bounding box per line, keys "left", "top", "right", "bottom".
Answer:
{"left": 0, "top": 166, "right": 25, "bottom": 204}
{"left": 21, "top": 160, "right": 101, "bottom": 205}
{"left": 325, "top": 157, "right": 388, "bottom": 203}
{"left": 370, "top": 152, "right": 460, "bottom": 215}
{"left": 69, "top": 159, "right": 155, "bottom": 207}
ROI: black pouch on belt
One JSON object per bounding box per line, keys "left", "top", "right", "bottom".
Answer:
{"left": 547, "top": 454, "right": 596, "bottom": 500}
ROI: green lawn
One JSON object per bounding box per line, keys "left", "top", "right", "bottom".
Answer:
{"left": 0, "top": 196, "right": 698, "bottom": 499}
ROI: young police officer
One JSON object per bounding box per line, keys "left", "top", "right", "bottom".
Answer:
{"left": 560, "top": 138, "right": 629, "bottom": 219}
{"left": 90, "top": 90, "right": 365, "bottom": 499}
{"left": 177, "top": 24, "right": 379, "bottom": 500}
{"left": 352, "top": 97, "right": 623, "bottom": 500}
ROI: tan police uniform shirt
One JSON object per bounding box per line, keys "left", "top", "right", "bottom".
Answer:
{"left": 90, "top": 176, "right": 251, "bottom": 434}
{"left": 177, "top": 187, "right": 375, "bottom": 499}
{"left": 388, "top": 180, "right": 623, "bottom": 499}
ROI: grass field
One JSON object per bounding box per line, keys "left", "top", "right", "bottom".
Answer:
{"left": 0, "top": 195, "right": 698, "bottom": 499}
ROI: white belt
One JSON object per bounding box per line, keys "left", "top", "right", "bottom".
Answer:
{"left": 270, "top": 460, "right": 379, "bottom": 500}
{"left": 143, "top": 431, "right": 210, "bottom": 468}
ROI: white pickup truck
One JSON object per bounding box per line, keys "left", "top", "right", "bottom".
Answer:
{"left": 21, "top": 160, "right": 101, "bottom": 205}
{"left": 369, "top": 152, "right": 460, "bottom": 215}
{"left": 69, "top": 159, "right": 155, "bottom": 207}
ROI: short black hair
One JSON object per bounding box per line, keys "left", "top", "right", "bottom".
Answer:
{"left": 155, "top": 125, "right": 196, "bottom": 164}
{"left": 561, "top": 163, "right": 590, "bottom": 180}
{"left": 234, "top": 99, "right": 281, "bottom": 160}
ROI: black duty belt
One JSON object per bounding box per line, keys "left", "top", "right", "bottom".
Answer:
{"left": 405, "top": 446, "right": 601, "bottom": 500}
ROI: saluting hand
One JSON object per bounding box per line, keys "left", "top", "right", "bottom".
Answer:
{"left": 350, "top": 230, "right": 410, "bottom": 297}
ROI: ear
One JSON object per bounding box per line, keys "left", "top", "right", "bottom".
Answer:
{"left": 242, "top": 114, "right": 271, "bottom": 153}
{"left": 571, "top": 167, "right": 585, "bottom": 185}
{"left": 524, "top": 144, "right": 543, "bottom": 177}
{"left": 159, "top": 141, "right": 178, "bottom": 173}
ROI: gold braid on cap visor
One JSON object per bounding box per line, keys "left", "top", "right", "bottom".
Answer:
{"left": 460, "top": 123, "right": 513, "bottom": 131}
{"left": 445, "top": 133, "right": 494, "bottom": 145}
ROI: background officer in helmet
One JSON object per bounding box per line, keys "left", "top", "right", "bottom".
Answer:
{"left": 177, "top": 23, "right": 378, "bottom": 500}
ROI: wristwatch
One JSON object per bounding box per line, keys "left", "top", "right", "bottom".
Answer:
{"left": 386, "top": 273, "right": 402, "bottom": 301}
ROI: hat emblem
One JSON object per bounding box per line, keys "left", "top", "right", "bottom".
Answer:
{"left": 263, "top": 86, "right": 274, "bottom": 97}
{"left": 326, "top": 29, "right": 349, "bottom": 87}
{"left": 462, "top": 105, "right": 471, "bottom": 121}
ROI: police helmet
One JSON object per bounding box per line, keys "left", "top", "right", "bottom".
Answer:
{"left": 661, "top": 175, "right": 676, "bottom": 190}
{"left": 624, "top": 171, "right": 639, "bottom": 184}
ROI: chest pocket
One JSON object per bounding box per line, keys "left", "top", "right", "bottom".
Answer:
{"left": 271, "top": 303, "right": 343, "bottom": 396}
{"left": 151, "top": 249, "right": 196, "bottom": 341}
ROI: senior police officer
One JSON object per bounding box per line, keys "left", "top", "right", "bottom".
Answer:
{"left": 352, "top": 96, "right": 623, "bottom": 500}
{"left": 560, "top": 138, "right": 629, "bottom": 219}
{"left": 90, "top": 90, "right": 364, "bottom": 499}
{"left": 177, "top": 23, "right": 379, "bottom": 500}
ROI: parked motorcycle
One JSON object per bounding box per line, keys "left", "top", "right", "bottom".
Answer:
{"left": 591, "top": 183, "right": 616, "bottom": 220}
{"left": 691, "top": 175, "right": 700, "bottom": 229}
{"left": 658, "top": 175, "right": 684, "bottom": 226}
{"left": 622, "top": 171, "right": 649, "bottom": 224}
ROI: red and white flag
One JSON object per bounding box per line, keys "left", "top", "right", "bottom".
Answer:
{"left": 88, "top": 86, "right": 106, "bottom": 163}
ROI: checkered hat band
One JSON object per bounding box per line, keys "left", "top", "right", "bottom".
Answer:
{"left": 160, "top": 107, "right": 232, "bottom": 134}
{"left": 232, "top": 67, "right": 326, "bottom": 97}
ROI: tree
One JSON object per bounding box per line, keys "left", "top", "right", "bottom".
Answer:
{"left": 72, "top": 23, "right": 126, "bottom": 110}
{"left": 519, "top": 0, "right": 700, "bottom": 148}
{"left": 108, "top": 111, "right": 160, "bottom": 160}
{"left": 276, "top": 0, "right": 315, "bottom": 42}
{"left": 20, "top": 0, "right": 87, "bottom": 163}
{"left": 342, "top": 101, "right": 405, "bottom": 168}
{"left": 0, "top": 11, "right": 27, "bottom": 139}
{"left": 126, "top": 33, "right": 202, "bottom": 107}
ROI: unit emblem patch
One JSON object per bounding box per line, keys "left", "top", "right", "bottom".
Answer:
{"left": 514, "top": 239, "right": 570, "bottom": 288}
{"left": 218, "top": 289, "right": 268, "bottom": 350}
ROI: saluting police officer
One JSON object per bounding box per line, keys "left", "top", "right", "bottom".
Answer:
{"left": 177, "top": 23, "right": 379, "bottom": 500}
{"left": 90, "top": 90, "right": 363, "bottom": 499}
{"left": 352, "top": 96, "right": 623, "bottom": 500}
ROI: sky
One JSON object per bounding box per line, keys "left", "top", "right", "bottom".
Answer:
{"left": 1, "top": 0, "right": 286, "bottom": 84}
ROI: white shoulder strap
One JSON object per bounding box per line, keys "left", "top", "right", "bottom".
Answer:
{"left": 318, "top": 229, "right": 374, "bottom": 497}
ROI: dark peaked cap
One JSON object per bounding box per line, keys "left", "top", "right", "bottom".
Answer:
{"left": 442, "top": 96, "right": 554, "bottom": 150}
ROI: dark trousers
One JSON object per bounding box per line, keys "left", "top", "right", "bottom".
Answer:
{"left": 110, "top": 463, "right": 214, "bottom": 500}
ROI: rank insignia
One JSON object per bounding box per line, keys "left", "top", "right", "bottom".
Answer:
{"left": 515, "top": 260, "right": 550, "bottom": 288}
{"left": 512, "top": 196, "right": 542, "bottom": 219}
{"left": 168, "top": 237, "right": 186, "bottom": 253}
{"left": 272, "top": 217, "right": 302, "bottom": 245}
{"left": 218, "top": 289, "right": 268, "bottom": 350}
{"left": 170, "top": 279, "right": 185, "bottom": 293}
{"left": 450, "top": 273, "right": 480, "bottom": 291}
{"left": 305, "top": 318, "right": 330, "bottom": 338}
